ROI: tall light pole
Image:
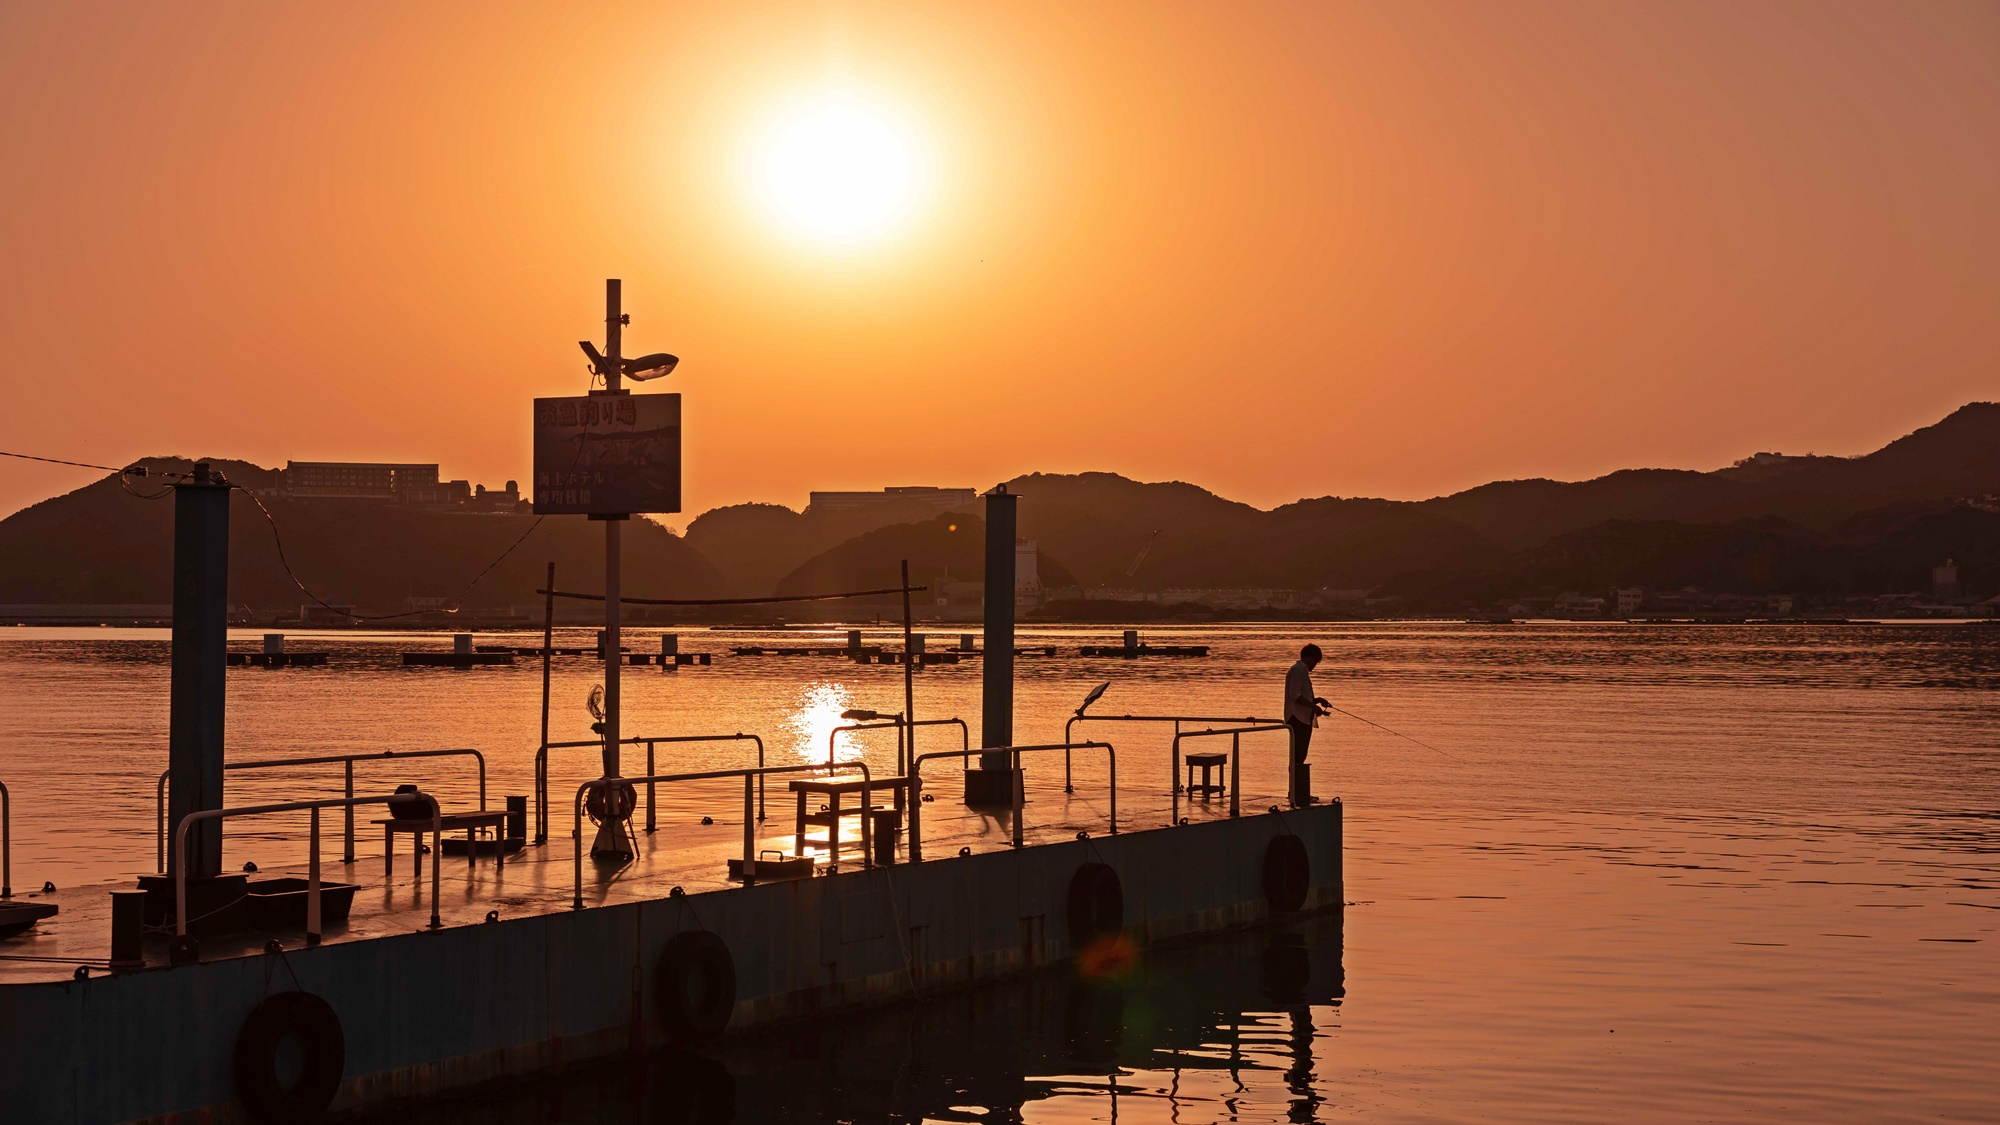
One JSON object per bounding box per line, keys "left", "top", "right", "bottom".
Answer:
{"left": 539, "top": 278, "right": 680, "bottom": 861}
{"left": 592, "top": 279, "right": 631, "bottom": 859}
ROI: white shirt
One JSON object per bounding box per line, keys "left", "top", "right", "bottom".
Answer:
{"left": 1285, "top": 660, "right": 1319, "bottom": 727}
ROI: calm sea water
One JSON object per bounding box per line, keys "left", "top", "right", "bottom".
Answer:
{"left": 2, "top": 622, "right": 1996, "bottom": 1121}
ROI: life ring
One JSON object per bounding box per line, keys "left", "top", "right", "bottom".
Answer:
{"left": 1065, "top": 862, "right": 1124, "bottom": 948}
{"left": 1262, "top": 834, "right": 1310, "bottom": 913}
{"left": 655, "top": 930, "right": 737, "bottom": 1044}
{"left": 233, "top": 991, "right": 345, "bottom": 1125}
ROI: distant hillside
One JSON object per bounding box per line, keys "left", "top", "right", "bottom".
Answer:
{"left": 0, "top": 457, "right": 726, "bottom": 614}
{"left": 687, "top": 494, "right": 1003, "bottom": 596}
{"left": 11, "top": 403, "right": 2000, "bottom": 618}
{"left": 773, "top": 512, "right": 1075, "bottom": 602}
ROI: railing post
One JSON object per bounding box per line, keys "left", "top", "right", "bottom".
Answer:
{"left": 1107, "top": 742, "right": 1117, "bottom": 834}
{"left": 156, "top": 770, "right": 169, "bottom": 874}
{"left": 742, "top": 774, "right": 756, "bottom": 885}
{"left": 1, "top": 780, "right": 10, "bottom": 899}
{"left": 1231, "top": 732, "right": 1241, "bottom": 818}
{"left": 908, "top": 769, "right": 923, "bottom": 862}
{"left": 1012, "top": 748, "right": 1024, "bottom": 849}
{"left": 308, "top": 806, "right": 323, "bottom": 943}
{"left": 646, "top": 741, "right": 657, "bottom": 835}
{"left": 1064, "top": 718, "right": 1075, "bottom": 793}
{"left": 572, "top": 784, "right": 585, "bottom": 911}
{"left": 1171, "top": 734, "right": 1181, "bottom": 826}
{"left": 343, "top": 759, "right": 355, "bottom": 864}
{"left": 754, "top": 736, "right": 766, "bottom": 822}
{"left": 428, "top": 796, "right": 441, "bottom": 930}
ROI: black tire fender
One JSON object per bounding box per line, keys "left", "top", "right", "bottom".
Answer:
{"left": 655, "top": 930, "right": 737, "bottom": 1044}
{"left": 233, "top": 991, "right": 345, "bottom": 1125}
{"left": 1262, "top": 834, "right": 1310, "bottom": 913}
{"left": 1065, "top": 861, "right": 1124, "bottom": 948}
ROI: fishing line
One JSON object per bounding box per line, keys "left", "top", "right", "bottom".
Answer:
{"left": 1328, "top": 706, "right": 1458, "bottom": 761}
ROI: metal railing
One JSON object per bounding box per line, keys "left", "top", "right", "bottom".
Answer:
{"left": 908, "top": 741, "right": 1115, "bottom": 860}
{"left": 1170, "top": 724, "right": 1290, "bottom": 821}
{"left": 1, "top": 779, "right": 11, "bottom": 899}
{"left": 1063, "top": 714, "right": 1282, "bottom": 792}
{"left": 156, "top": 748, "right": 486, "bottom": 871}
{"left": 537, "top": 732, "right": 768, "bottom": 844}
{"left": 570, "top": 762, "right": 872, "bottom": 909}
{"left": 827, "top": 717, "right": 970, "bottom": 774}
{"left": 171, "top": 791, "right": 442, "bottom": 953}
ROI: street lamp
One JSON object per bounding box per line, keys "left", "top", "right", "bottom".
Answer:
{"left": 1074, "top": 681, "right": 1111, "bottom": 720}
{"left": 838, "top": 708, "right": 907, "bottom": 774}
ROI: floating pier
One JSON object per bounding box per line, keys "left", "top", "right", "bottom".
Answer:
{"left": 0, "top": 790, "right": 1340, "bottom": 1124}
{"left": 403, "top": 633, "right": 515, "bottom": 667}
{"left": 226, "top": 634, "right": 328, "bottom": 667}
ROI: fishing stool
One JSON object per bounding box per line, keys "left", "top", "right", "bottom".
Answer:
{"left": 1184, "top": 752, "right": 1227, "bottom": 799}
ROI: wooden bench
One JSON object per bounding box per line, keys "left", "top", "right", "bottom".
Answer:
{"left": 374, "top": 810, "right": 511, "bottom": 878}
{"left": 790, "top": 775, "right": 910, "bottom": 868}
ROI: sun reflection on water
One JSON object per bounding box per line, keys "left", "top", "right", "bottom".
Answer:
{"left": 786, "top": 682, "right": 853, "bottom": 765}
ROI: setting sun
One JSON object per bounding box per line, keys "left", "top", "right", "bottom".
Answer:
{"left": 747, "top": 91, "right": 931, "bottom": 248}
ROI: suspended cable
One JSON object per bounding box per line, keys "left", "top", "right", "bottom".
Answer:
{"left": 238, "top": 484, "right": 546, "bottom": 622}
{"left": 0, "top": 450, "right": 137, "bottom": 473}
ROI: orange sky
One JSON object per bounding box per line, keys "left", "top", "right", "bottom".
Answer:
{"left": 2, "top": 1, "right": 1996, "bottom": 523}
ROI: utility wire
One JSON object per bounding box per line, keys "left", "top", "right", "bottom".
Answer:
{"left": 238, "top": 484, "right": 546, "bottom": 622}
{"left": 0, "top": 450, "right": 140, "bottom": 473}
{"left": 5, "top": 448, "right": 545, "bottom": 619}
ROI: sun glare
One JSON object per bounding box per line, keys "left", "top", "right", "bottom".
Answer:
{"left": 748, "top": 92, "right": 931, "bottom": 248}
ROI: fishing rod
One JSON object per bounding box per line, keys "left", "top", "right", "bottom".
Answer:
{"left": 1326, "top": 705, "right": 1458, "bottom": 761}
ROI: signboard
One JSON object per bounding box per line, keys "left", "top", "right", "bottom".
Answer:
{"left": 532, "top": 393, "right": 681, "bottom": 515}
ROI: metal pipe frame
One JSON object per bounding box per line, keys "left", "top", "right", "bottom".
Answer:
{"left": 1062, "top": 714, "right": 1282, "bottom": 793}
{"left": 1, "top": 779, "right": 10, "bottom": 899}
{"left": 827, "top": 717, "right": 969, "bottom": 775}
{"left": 570, "top": 761, "right": 872, "bottom": 910}
{"left": 172, "top": 791, "right": 442, "bottom": 951}
{"left": 907, "top": 741, "right": 1115, "bottom": 862}
{"left": 156, "top": 748, "right": 485, "bottom": 872}
{"left": 1169, "top": 724, "right": 1289, "bottom": 823}
{"left": 538, "top": 732, "right": 767, "bottom": 844}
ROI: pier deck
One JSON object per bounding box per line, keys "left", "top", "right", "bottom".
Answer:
{"left": 0, "top": 781, "right": 1298, "bottom": 984}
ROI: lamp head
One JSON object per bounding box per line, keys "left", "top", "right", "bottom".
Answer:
{"left": 622, "top": 352, "right": 679, "bottom": 381}
{"left": 1075, "top": 681, "right": 1111, "bottom": 719}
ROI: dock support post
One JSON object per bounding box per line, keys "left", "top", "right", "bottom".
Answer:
{"left": 969, "top": 487, "right": 1019, "bottom": 807}
{"left": 169, "top": 464, "right": 230, "bottom": 881}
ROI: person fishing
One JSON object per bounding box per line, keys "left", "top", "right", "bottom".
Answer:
{"left": 1285, "top": 643, "right": 1332, "bottom": 807}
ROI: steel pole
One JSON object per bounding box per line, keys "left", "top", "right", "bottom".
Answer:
{"left": 902, "top": 559, "right": 916, "bottom": 776}
{"left": 538, "top": 561, "right": 554, "bottom": 844}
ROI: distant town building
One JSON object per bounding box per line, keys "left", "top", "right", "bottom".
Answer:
{"left": 1613, "top": 587, "right": 1644, "bottom": 616}
{"left": 1016, "top": 540, "right": 1042, "bottom": 606}
{"left": 284, "top": 461, "right": 437, "bottom": 500}
{"left": 806, "top": 486, "right": 979, "bottom": 516}
{"left": 1933, "top": 559, "right": 1961, "bottom": 599}
{"left": 282, "top": 462, "right": 523, "bottom": 513}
